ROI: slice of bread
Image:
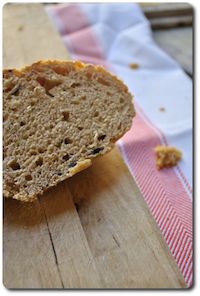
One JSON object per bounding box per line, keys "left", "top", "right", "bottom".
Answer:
{"left": 3, "top": 60, "right": 135, "bottom": 202}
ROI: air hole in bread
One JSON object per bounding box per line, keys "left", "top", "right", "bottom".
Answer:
{"left": 11, "top": 84, "right": 20, "bottom": 96}
{"left": 30, "top": 100, "right": 36, "bottom": 106}
{"left": 120, "top": 97, "right": 124, "bottom": 103}
{"left": 28, "top": 132, "right": 34, "bottom": 138}
{"left": 71, "top": 82, "right": 81, "bottom": 88}
{"left": 78, "top": 126, "right": 83, "bottom": 131}
{"left": 68, "top": 161, "right": 77, "bottom": 168}
{"left": 20, "top": 121, "right": 25, "bottom": 126}
{"left": 47, "top": 92, "right": 54, "bottom": 98}
{"left": 62, "top": 110, "right": 69, "bottom": 121}
{"left": 90, "top": 147, "right": 104, "bottom": 155}
{"left": 35, "top": 157, "right": 43, "bottom": 166}
{"left": 9, "top": 159, "right": 21, "bottom": 170}
{"left": 118, "top": 122, "right": 122, "bottom": 130}
{"left": 56, "top": 141, "right": 62, "bottom": 148}
{"left": 38, "top": 147, "right": 45, "bottom": 153}
{"left": 94, "top": 111, "right": 99, "bottom": 117}
{"left": 64, "top": 138, "right": 72, "bottom": 145}
{"left": 30, "top": 149, "right": 37, "bottom": 156}
{"left": 3, "top": 113, "right": 9, "bottom": 122}
{"left": 25, "top": 174, "right": 32, "bottom": 181}
{"left": 81, "top": 95, "right": 86, "bottom": 100}
{"left": 22, "top": 134, "right": 29, "bottom": 140}
{"left": 63, "top": 154, "right": 69, "bottom": 161}
{"left": 98, "top": 134, "right": 106, "bottom": 141}
{"left": 71, "top": 100, "right": 80, "bottom": 105}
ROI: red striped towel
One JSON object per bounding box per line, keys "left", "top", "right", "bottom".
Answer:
{"left": 46, "top": 3, "right": 193, "bottom": 287}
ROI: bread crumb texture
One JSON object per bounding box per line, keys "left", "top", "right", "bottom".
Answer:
{"left": 154, "top": 145, "right": 182, "bottom": 170}
{"left": 3, "top": 60, "right": 135, "bottom": 202}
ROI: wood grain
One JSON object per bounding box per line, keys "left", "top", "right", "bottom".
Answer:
{"left": 141, "top": 3, "right": 193, "bottom": 19}
{"left": 3, "top": 3, "right": 69, "bottom": 69}
{"left": 3, "top": 3, "right": 187, "bottom": 289}
{"left": 67, "top": 148, "right": 186, "bottom": 288}
{"left": 140, "top": 3, "right": 193, "bottom": 33}
{"left": 39, "top": 185, "right": 101, "bottom": 288}
{"left": 150, "top": 15, "right": 192, "bottom": 30}
{"left": 3, "top": 199, "right": 63, "bottom": 288}
{"left": 153, "top": 27, "right": 193, "bottom": 76}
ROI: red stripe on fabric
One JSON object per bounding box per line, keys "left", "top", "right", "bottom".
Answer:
{"left": 158, "top": 204, "right": 172, "bottom": 232}
{"left": 186, "top": 267, "right": 192, "bottom": 286}
{"left": 176, "top": 166, "right": 192, "bottom": 194}
{"left": 167, "top": 218, "right": 183, "bottom": 250}
{"left": 48, "top": 4, "right": 91, "bottom": 35}
{"left": 184, "top": 260, "right": 193, "bottom": 286}
{"left": 180, "top": 239, "right": 193, "bottom": 267}
{"left": 45, "top": 4, "right": 193, "bottom": 287}
{"left": 136, "top": 104, "right": 192, "bottom": 195}
{"left": 148, "top": 187, "right": 164, "bottom": 214}
{"left": 118, "top": 110, "right": 192, "bottom": 287}
{"left": 171, "top": 224, "right": 187, "bottom": 255}
{"left": 152, "top": 190, "right": 168, "bottom": 218}
{"left": 182, "top": 254, "right": 193, "bottom": 282}
{"left": 160, "top": 205, "right": 174, "bottom": 237}
{"left": 66, "top": 28, "right": 104, "bottom": 59}
{"left": 49, "top": 4, "right": 107, "bottom": 66}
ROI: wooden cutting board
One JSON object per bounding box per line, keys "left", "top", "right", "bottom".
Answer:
{"left": 3, "top": 3, "right": 186, "bottom": 289}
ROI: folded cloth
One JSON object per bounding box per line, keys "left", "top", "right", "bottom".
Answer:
{"left": 46, "top": 3, "right": 193, "bottom": 287}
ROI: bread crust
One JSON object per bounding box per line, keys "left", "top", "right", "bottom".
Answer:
{"left": 4, "top": 60, "right": 130, "bottom": 94}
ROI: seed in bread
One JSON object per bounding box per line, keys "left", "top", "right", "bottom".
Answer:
{"left": 3, "top": 60, "right": 135, "bottom": 202}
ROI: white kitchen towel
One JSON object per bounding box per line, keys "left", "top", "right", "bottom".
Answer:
{"left": 46, "top": 3, "right": 193, "bottom": 287}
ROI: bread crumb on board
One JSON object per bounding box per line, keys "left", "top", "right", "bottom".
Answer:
{"left": 154, "top": 146, "right": 182, "bottom": 170}
{"left": 159, "top": 107, "right": 166, "bottom": 112}
{"left": 129, "top": 63, "right": 139, "bottom": 69}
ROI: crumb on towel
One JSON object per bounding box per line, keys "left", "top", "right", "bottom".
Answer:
{"left": 129, "top": 63, "right": 139, "bottom": 69}
{"left": 154, "top": 146, "right": 182, "bottom": 170}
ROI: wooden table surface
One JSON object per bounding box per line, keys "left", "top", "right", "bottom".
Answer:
{"left": 141, "top": 3, "right": 193, "bottom": 77}
{"left": 3, "top": 3, "right": 191, "bottom": 289}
